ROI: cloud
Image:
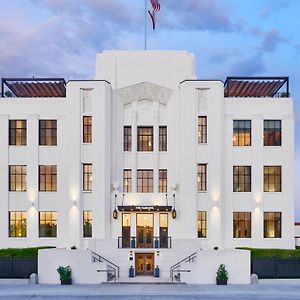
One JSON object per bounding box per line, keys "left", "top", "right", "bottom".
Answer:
{"left": 261, "top": 29, "right": 286, "bottom": 52}
{"left": 228, "top": 53, "right": 266, "bottom": 76}
{"left": 259, "top": 0, "right": 290, "bottom": 20}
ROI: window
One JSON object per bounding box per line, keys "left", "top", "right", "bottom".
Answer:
{"left": 159, "top": 169, "right": 167, "bottom": 193}
{"left": 264, "top": 166, "right": 281, "bottom": 192}
{"left": 39, "top": 165, "right": 57, "bottom": 192}
{"left": 159, "top": 126, "right": 167, "bottom": 151}
{"left": 264, "top": 212, "right": 281, "bottom": 238}
{"left": 123, "top": 126, "right": 132, "bottom": 151}
{"left": 197, "top": 211, "right": 207, "bottom": 238}
{"left": 123, "top": 169, "right": 132, "bottom": 193}
{"left": 83, "top": 211, "right": 92, "bottom": 238}
{"left": 137, "top": 127, "right": 153, "bottom": 151}
{"left": 83, "top": 164, "right": 92, "bottom": 192}
{"left": 83, "top": 116, "right": 92, "bottom": 143}
{"left": 9, "top": 120, "right": 26, "bottom": 146}
{"left": 198, "top": 116, "right": 207, "bottom": 143}
{"left": 264, "top": 120, "right": 281, "bottom": 146}
{"left": 233, "top": 120, "right": 251, "bottom": 146}
{"left": 9, "top": 211, "right": 26, "bottom": 238}
{"left": 137, "top": 169, "right": 153, "bottom": 193}
{"left": 39, "top": 120, "right": 57, "bottom": 146}
{"left": 233, "top": 212, "right": 251, "bottom": 238}
{"left": 122, "top": 213, "right": 131, "bottom": 248}
{"left": 39, "top": 211, "right": 57, "bottom": 238}
{"left": 233, "top": 166, "right": 251, "bottom": 192}
{"left": 160, "top": 213, "right": 168, "bottom": 248}
{"left": 197, "top": 164, "right": 207, "bottom": 192}
{"left": 9, "top": 165, "right": 27, "bottom": 191}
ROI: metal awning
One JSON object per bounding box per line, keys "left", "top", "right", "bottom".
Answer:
{"left": 118, "top": 205, "right": 172, "bottom": 212}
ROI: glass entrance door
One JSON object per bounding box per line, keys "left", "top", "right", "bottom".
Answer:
{"left": 136, "top": 214, "right": 153, "bottom": 248}
{"left": 135, "top": 253, "right": 154, "bottom": 275}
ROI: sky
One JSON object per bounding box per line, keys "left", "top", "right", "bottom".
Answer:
{"left": 0, "top": 0, "right": 299, "bottom": 217}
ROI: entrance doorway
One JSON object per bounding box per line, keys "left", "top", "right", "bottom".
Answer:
{"left": 136, "top": 214, "right": 153, "bottom": 248}
{"left": 135, "top": 253, "right": 154, "bottom": 275}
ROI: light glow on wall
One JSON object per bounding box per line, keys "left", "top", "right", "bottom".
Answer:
{"left": 211, "top": 190, "right": 220, "bottom": 202}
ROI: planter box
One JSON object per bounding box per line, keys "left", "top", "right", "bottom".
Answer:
{"left": 216, "top": 278, "right": 227, "bottom": 285}
{"left": 129, "top": 268, "right": 135, "bottom": 277}
{"left": 61, "top": 278, "right": 72, "bottom": 285}
{"left": 154, "top": 267, "right": 160, "bottom": 278}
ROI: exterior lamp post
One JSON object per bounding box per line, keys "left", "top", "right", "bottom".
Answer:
{"left": 113, "top": 194, "right": 118, "bottom": 219}
{"left": 172, "top": 193, "right": 177, "bottom": 219}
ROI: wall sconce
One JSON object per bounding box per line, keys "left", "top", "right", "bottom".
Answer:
{"left": 156, "top": 251, "right": 160, "bottom": 256}
{"left": 113, "top": 194, "right": 118, "bottom": 219}
{"left": 165, "top": 193, "right": 168, "bottom": 206}
{"left": 31, "top": 202, "right": 34, "bottom": 207}
{"left": 73, "top": 200, "right": 77, "bottom": 207}
{"left": 172, "top": 193, "right": 177, "bottom": 219}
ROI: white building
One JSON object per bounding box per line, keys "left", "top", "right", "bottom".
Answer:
{"left": 0, "top": 50, "right": 295, "bottom": 281}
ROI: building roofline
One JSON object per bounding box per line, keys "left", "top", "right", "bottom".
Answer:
{"left": 179, "top": 79, "right": 225, "bottom": 85}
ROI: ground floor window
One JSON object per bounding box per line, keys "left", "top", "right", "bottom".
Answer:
{"left": 9, "top": 211, "right": 27, "bottom": 238}
{"left": 233, "top": 212, "right": 251, "bottom": 238}
{"left": 264, "top": 212, "right": 281, "bottom": 238}
{"left": 39, "top": 211, "right": 57, "bottom": 238}
{"left": 197, "top": 211, "right": 207, "bottom": 238}
{"left": 83, "top": 211, "right": 92, "bottom": 238}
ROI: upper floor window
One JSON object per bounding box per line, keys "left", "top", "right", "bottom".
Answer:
{"left": 137, "top": 169, "right": 153, "bottom": 193}
{"left": 197, "top": 211, "right": 207, "bottom": 238}
{"left": 39, "top": 165, "right": 57, "bottom": 192}
{"left": 264, "top": 212, "right": 281, "bottom": 238}
{"left": 9, "top": 211, "right": 27, "bottom": 238}
{"left": 198, "top": 116, "right": 207, "bottom": 144}
{"left": 123, "top": 169, "right": 132, "bottom": 193}
{"left": 159, "top": 169, "right": 167, "bottom": 193}
{"left": 197, "top": 164, "right": 207, "bottom": 192}
{"left": 39, "top": 120, "right": 57, "bottom": 146}
{"left": 83, "top": 116, "right": 92, "bottom": 143}
{"left": 83, "top": 164, "right": 92, "bottom": 192}
{"left": 233, "top": 212, "right": 251, "bottom": 238}
{"left": 264, "top": 120, "right": 281, "bottom": 146}
{"left": 39, "top": 211, "right": 57, "bottom": 238}
{"left": 137, "top": 127, "right": 153, "bottom": 151}
{"left": 159, "top": 126, "right": 167, "bottom": 151}
{"left": 233, "top": 120, "right": 251, "bottom": 146}
{"left": 123, "top": 126, "right": 132, "bottom": 151}
{"left": 9, "top": 165, "right": 27, "bottom": 192}
{"left": 233, "top": 166, "right": 251, "bottom": 192}
{"left": 83, "top": 211, "right": 92, "bottom": 238}
{"left": 264, "top": 166, "right": 281, "bottom": 192}
{"left": 9, "top": 120, "right": 27, "bottom": 146}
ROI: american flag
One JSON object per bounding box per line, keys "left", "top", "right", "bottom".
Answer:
{"left": 148, "top": 0, "right": 161, "bottom": 30}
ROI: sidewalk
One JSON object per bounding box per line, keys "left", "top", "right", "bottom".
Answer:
{"left": 0, "top": 283, "right": 300, "bottom": 299}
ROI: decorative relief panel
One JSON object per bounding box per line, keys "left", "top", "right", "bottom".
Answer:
{"left": 81, "top": 88, "right": 93, "bottom": 113}
{"left": 197, "top": 88, "right": 209, "bottom": 112}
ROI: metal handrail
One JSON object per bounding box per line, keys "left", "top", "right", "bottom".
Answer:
{"left": 170, "top": 252, "right": 197, "bottom": 279}
{"left": 172, "top": 270, "right": 191, "bottom": 282}
{"left": 97, "top": 269, "right": 116, "bottom": 282}
{"left": 92, "top": 251, "right": 120, "bottom": 278}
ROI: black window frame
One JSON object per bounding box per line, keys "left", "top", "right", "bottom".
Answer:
{"left": 137, "top": 127, "right": 153, "bottom": 151}
{"left": 233, "top": 120, "right": 251, "bottom": 146}
{"left": 159, "top": 126, "right": 167, "bottom": 151}
{"left": 198, "top": 116, "right": 207, "bottom": 144}
{"left": 137, "top": 169, "right": 153, "bottom": 193}
{"left": 233, "top": 212, "right": 251, "bottom": 238}
{"left": 233, "top": 166, "right": 251, "bottom": 192}
{"left": 123, "top": 169, "right": 132, "bottom": 193}
{"left": 197, "top": 211, "right": 207, "bottom": 238}
{"left": 83, "top": 211, "right": 92, "bottom": 238}
{"left": 197, "top": 164, "right": 207, "bottom": 192}
{"left": 9, "top": 165, "right": 27, "bottom": 192}
{"left": 123, "top": 126, "right": 132, "bottom": 151}
{"left": 9, "top": 211, "right": 27, "bottom": 238}
{"left": 264, "top": 166, "right": 282, "bottom": 192}
{"left": 159, "top": 169, "right": 167, "bottom": 193}
{"left": 9, "top": 120, "right": 27, "bottom": 146}
{"left": 39, "top": 165, "right": 57, "bottom": 192}
{"left": 264, "top": 212, "right": 282, "bottom": 238}
{"left": 264, "top": 120, "right": 282, "bottom": 146}
{"left": 83, "top": 164, "right": 92, "bottom": 192}
{"left": 83, "top": 116, "right": 92, "bottom": 143}
{"left": 39, "top": 211, "right": 57, "bottom": 238}
{"left": 39, "top": 120, "right": 57, "bottom": 146}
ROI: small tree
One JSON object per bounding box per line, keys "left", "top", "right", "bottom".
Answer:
{"left": 216, "top": 264, "right": 228, "bottom": 285}
{"left": 57, "top": 265, "right": 72, "bottom": 284}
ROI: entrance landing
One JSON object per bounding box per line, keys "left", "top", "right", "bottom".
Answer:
{"left": 116, "top": 276, "right": 173, "bottom": 284}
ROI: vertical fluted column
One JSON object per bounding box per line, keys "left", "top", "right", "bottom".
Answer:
{"left": 132, "top": 103, "right": 138, "bottom": 192}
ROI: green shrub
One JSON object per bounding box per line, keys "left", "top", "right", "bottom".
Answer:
{"left": 216, "top": 264, "right": 228, "bottom": 281}
{"left": 0, "top": 247, "right": 55, "bottom": 257}
{"left": 57, "top": 266, "right": 72, "bottom": 284}
{"left": 237, "top": 247, "right": 300, "bottom": 259}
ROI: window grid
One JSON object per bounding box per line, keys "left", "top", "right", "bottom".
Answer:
{"left": 264, "top": 120, "right": 281, "bottom": 146}
{"left": 83, "top": 164, "right": 92, "bottom": 192}
{"left": 233, "top": 120, "right": 251, "bottom": 146}
{"left": 159, "top": 126, "right": 167, "bottom": 151}
{"left": 83, "top": 211, "right": 92, "bottom": 238}
{"left": 137, "top": 169, "right": 153, "bottom": 193}
{"left": 264, "top": 166, "right": 281, "bottom": 192}
{"left": 39, "top": 120, "right": 57, "bottom": 146}
{"left": 9, "top": 165, "right": 27, "bottom": 191}
{"left": 137, "top": 127, "right": 153, "bottom": 151}
{"left": 39, "top": 211, "right": 57, "bottom": 238}
{"left": 9, "top": 211, "right": 27, "bottom": 238}
{"left": 9, "top": 120, "right": 27, "bottom": 146}
{"left": 123, "top": 126, "right": 132, "bottom": 151}
{"left": 198, "top": 116, "right": 207, "bottom": 144}
{"left": 264, "top": 212, "right": 281, "bottom": 238}
{"left": 233, "top": 212, "right": 251, "bottom": 238}
{"left": 197, "top": 211, "right": 207, "bottom": 238}
{"left": 123, "top": 169, "right": 132, "bottom": 193}
{"left": 197, "top": 164, "right": 207, "bottom": 192}
{"left": 83, "top": 116, "right": 92, "bottom": 143}
{"left": 39, "top": 165, "right": 57, "bottom": 192}
{"left": 159, "top": 169, "right": 167, "bottom": 193}
{"left": 233, "top": 166, "right": 251, "bottom": 192}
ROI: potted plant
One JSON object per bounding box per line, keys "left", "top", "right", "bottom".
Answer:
{"left": 154, "top": 265, "right": 160, "bottom": 278}
{"left": 129, "top": 265, "right": 135, "bottom": 277}
{"left": 57, "top": 265, "right": 72, "bottom": 285}
{"left": 216, "top": 264, "right": 228, "bottom": 285}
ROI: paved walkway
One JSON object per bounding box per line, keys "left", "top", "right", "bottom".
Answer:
{"left": 0, "top": 282, "right": 300, "bottom": 299}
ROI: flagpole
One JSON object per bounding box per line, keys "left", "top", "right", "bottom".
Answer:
{"left": 144, "top": 0, "right": 147, "bottom": 50}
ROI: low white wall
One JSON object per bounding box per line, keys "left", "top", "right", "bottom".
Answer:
{"left": 181, "top": 249, "right": 250, "bottom": 284}
{"left": 38, "top": 248, "right": 106, "bottom": 284}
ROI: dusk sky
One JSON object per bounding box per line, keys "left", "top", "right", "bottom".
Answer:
{"left": 0, "top": 0, "right": 299, "bottom": 217}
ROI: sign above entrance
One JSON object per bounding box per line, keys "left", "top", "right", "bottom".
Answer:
{"left": 118, "top": 205, "right": 172, "bottom": 212}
